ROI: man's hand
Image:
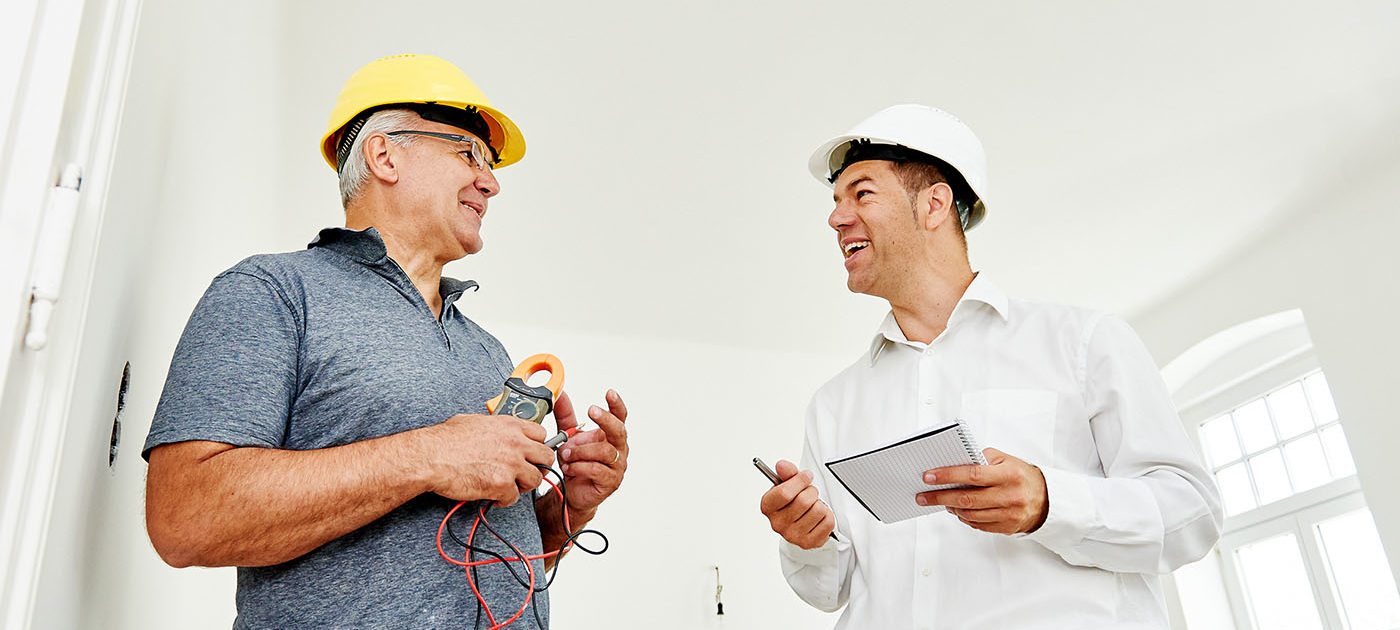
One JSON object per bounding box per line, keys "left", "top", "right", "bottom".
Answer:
{"left": 555, "top": 389, "right": 629, "bottom": 518}
{"left": 760, "top": 459, "right": 836, "bottom": 549}
{"left": 915, "top": 447, "right": 1049, "bottom": 535}
{"left": 420, "top": 413, "right": 553, "bottom": 507}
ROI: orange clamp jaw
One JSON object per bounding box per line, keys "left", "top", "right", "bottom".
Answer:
{"left": 485, "top": 354, "right": 564, "bottom": 423}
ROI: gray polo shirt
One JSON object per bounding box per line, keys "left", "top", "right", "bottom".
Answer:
{"left": 144, "top": 227, "right": 549, "bottom": 629}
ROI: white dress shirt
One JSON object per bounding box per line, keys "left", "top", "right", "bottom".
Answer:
{"left": 780, "top": 274, "right": 1222, "bottom": 630}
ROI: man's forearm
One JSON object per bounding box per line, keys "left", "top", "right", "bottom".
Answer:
{"left": 534, "top": 491, "right": 596, "bottom": 570}
{"left": 146, "top": 430, "right": 432, "bottom": 568}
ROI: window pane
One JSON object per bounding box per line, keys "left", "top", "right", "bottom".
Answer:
{"left": 1269, "top": 383, "right": 1313, "bottom": 440}
{"left": 1235, "top": 399, "right": 1276, "bottom": 453}
{"left": 1316, "top": 509, "right": 1400, "bottom": 629}
{"left": 1217, "top": 462, "right": 1257, "bottom": 516}
{"left": 1201, "top": 415, "right": 1242, "bottom": 468}
{"left": 1304, "top": 372, "right": 1339, "bottom": 425}
{"left": 1283, "top": 434, "right": 1330, "bottom": 492}
{"left": 1321, "top": 425, "right": 1357, "bottom": 478}
{"left": 1236, "top": 533, "right": 1324, "bottom": 630}
{"left": 1250, "top": 448, "right": 1292, "bottom": 505}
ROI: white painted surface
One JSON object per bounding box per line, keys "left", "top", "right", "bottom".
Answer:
{"left": 1137, "top": 162, "right": 1400, "bottom": 602}
{"left": 0, "top": 0, "right": 145, "bottom": 627}
{"left": 1165, "top": 313, "right": 1315, "bottom": 414}
{"left": 1160, "top": 310, "right": 1305, "bottom": 394}
{"left": 0, "top": 0, "right": 87, "bottom": 416}
{"left": 5, "top": 0, "right": 1399, "bottom": 628}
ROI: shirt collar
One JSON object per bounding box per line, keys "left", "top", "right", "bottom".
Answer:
{"left": 308, "top": 226, "right": 391, "bottom": 264}
{"left": 309, "top": 226, "right": 480, "bottom": 306}
{"left": 867, "top": 273, "right": 1010, "bottom": 365}
{"left": 440, "top": 276, "right": 479, "bottom": 311}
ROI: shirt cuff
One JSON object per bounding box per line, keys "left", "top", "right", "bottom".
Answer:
{"left": 1018, "top": 465, "right": 1093, "bottom": 554}
{"left": 778, "top": 531, "right": 850, "bottom": 566}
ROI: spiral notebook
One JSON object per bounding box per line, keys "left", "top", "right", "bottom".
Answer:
{"left": 824, "top": 420, "right": 987, "bottom": 524}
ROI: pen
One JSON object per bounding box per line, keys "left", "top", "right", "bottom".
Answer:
{"left": 753, "top": 457, "right": 839, "bottom": 541}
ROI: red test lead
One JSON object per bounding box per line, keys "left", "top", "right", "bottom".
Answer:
{"left": 544, "top": 420, "right": 592, "bottom": 450}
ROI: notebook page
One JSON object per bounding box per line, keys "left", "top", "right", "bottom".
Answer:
{"left": 825, "top": 422, "right": 986, "bottom": 524}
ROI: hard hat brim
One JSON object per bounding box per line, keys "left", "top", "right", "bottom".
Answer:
{"left": 808, "top": 133, "right": 987, "bottom": 231}
{"left": 808, "top": 133, "right": 913, "bottom": 187}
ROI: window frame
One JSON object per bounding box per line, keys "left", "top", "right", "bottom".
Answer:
{"left": 1180, "top": 349, "right": 1374, "bottom": 629}
{"left": 1217, "top": 489, "right": 1365, "bottom": 629}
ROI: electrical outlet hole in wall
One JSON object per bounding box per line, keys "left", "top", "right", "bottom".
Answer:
{"left": 109, "top": 362, "right": 129, "bottom": 468}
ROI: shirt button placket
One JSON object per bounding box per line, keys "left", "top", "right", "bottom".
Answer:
{"left": 918, "top": 350, "right": 937, "bottom": 423}
{"left": 914, "top": 516, "right": 938, "bottom": 628}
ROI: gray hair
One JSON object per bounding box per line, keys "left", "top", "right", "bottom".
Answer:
{"left": 338, "top": 108, "right": 422, "bottom": 207}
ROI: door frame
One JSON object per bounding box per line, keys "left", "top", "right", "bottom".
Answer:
{"left": 0, "top": 0, "right": 143, "bottom": 628}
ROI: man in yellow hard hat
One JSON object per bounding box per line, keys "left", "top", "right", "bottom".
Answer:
{"left": 142, "top": 54, "right": 628, "bottom": 629}
{"left": 757, "top": 105, "right": 1221, "bottom": 629}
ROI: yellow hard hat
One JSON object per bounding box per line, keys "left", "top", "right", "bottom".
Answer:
{"left": 320, "top": 54, "right": 526, "bottom": 172}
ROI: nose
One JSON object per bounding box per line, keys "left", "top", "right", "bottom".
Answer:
{"left": 828, "top": 200, "right": 854, "bottom": 232}
{"left": 476, "top": 167, "right": 500, "bottom": 198}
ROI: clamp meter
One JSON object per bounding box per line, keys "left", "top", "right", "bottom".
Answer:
{"left": 485, "top": 354, "right": 564, "bottom": 424}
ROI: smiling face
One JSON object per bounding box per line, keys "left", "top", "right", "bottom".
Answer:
{"left": 828, "top": 160, "right": 928, "bottom": 299}
{"left": 388, "top": 118, "right": 501, "bottom": 261}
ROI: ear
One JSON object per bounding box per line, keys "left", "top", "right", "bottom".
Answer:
{"left": 919, "top": 182, "right": 957, "bottom": 231}
{"left": 362, "top": 133, "right": 401, "bottom": 185}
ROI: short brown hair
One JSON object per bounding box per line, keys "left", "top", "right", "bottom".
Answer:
{"left": 890, "top": 161, "right": 966, "bottom": 241}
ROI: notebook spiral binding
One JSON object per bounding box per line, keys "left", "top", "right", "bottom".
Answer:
{"left": 955, "top": 421, "right": 988, "bottom": 465}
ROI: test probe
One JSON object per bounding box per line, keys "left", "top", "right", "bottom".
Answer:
{"left": 441, "top": 354, "right": 608, "bottom": 629}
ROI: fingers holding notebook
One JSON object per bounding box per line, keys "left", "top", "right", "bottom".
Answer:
{"left": 913, "top": 447, "right": 1049, "bottom": 535}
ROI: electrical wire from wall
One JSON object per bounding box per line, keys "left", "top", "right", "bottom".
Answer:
{"left": 714, "top": 565, "right": 724, "bottom": 615}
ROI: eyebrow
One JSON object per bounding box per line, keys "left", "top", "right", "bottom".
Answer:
{"left": 834, "top": 176, "right": 875, "bottom": 202}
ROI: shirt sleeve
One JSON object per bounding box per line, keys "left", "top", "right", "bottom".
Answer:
{"left": 142, "top": 269, "right": 301, "bottom": 458}
{"left": 1022, "top": 314, "right": 1224, "bottom": 574}
{"left": 778, "top": 400, "right": 856, "bottom": 613}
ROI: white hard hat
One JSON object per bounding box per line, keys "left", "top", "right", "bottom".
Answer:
{"left": 809, "top": 104, "right": 988, "bottom": 230}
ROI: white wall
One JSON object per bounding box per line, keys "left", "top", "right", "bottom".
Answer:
{"left": 40, "top": 1, "right": 854, "bottom": 627}
{"left": 15, "top": 0, "right": 304, "bottom": 626}
{"left": 23, "top": 0, "right": 1399, "bottom": 626}
{"left": 479, "top": 323, "right": 848, "bottom": 628}
{"left": 1130, "top": 147, "right": 1400, "bottom": 585}
{"left": 18, "top": 0, "right": 266, "bottom": 625}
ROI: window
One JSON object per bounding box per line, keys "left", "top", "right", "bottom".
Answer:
{"left": 1182, "top": 369, "right": 1400, "bottom": 629}
{"left": 1199, "top": 373, "right": 1353, "bottom": 517}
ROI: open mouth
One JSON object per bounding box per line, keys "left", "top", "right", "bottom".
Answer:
{"left": 460, "top": 201, "right": 484, "bottom": 218}
{"left": 842, "top": 240, "right": 871, "bottom": 259}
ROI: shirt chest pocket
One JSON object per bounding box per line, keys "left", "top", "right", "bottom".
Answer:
{"left": 959, "top": 389, "right": 1058, "bottom": 465}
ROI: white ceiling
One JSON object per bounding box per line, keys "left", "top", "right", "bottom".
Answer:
{"left": 242, "top": 0, "right": 1400, "bottom": 358}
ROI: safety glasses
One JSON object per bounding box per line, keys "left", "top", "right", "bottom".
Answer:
{"left": 386, "top": 130, "right": 496, "bottom": 172}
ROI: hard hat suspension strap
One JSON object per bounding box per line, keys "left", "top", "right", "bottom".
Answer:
{"left": 833, "top": 140, "right": 977, "bottom": 228}
{"left": 335, "top": 103, "right": 495, "bottom": 172}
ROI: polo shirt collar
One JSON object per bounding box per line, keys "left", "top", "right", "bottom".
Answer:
{"left": 868, "top": 272, "right": 1010, "bottom": 364}
{"left": 440, "top": 276, "right": 479, "bottom": 311}
{"left": 309, "top": 226, "right": 480, "bottom": 306}
{"left": 308, "top": 226, "right": 391, "bottom": 264}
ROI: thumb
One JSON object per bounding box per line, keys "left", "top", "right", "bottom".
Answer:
{"left": 982, "top": 447, "right": 1008, "bottom": 465}
{"left": 775, "top": 459, "right": 800, "bottom": 480}
{"left": 552, "top": 390, "right": 577, "bottom": 430}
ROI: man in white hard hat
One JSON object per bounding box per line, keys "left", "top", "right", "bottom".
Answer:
{"left": 758, "top": 104, "right": 1222, "bottom": 628}
{"left": 143, "top": 54, "right": 628, "bottom": 629}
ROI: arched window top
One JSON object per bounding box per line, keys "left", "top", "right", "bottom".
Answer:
{"left": 1163, "top": 309, "right": 1311, "bottom": 411}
